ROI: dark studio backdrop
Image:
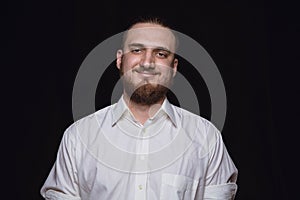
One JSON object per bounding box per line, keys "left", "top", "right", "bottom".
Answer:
{"left": 9, "top": 0, "right": 299, "bottom": 199}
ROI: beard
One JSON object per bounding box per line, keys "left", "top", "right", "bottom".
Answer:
{"left": 120, "top": 65, "right": 173, "bottom": 105}
{"left": 125, "top": 82, "right": 169, "bottom": 105}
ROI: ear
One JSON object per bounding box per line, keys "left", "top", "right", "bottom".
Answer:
{"left": 116, "top": 49, "right": 123, "bottom": 70}
{"left": 172, "top": 58, "right": 178, "bottom": 77}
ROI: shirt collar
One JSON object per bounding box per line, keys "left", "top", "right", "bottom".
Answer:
{"left": 111, "top": 95, "right": 178, "bottom": 127}
{"left": 111, "top": 96, "right": 127, "bottom": 126}
{"left": 160, "top": 98, "right": 178, "bottom": 127}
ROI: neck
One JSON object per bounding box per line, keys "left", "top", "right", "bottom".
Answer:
{"left": 123, "top": 93, "right": 165, "bottom": 125}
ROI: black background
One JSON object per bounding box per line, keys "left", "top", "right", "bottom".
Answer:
{"left": 8, "top": 0, "right": 299, "bottom": 199}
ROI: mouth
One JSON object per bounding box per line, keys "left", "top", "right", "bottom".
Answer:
{"left": 135, "top": 70, "right": 159, "bottom": 78}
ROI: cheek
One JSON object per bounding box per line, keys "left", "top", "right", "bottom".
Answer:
{"left": 121, "top": 55, "right": 140, "bottom": 71}
{"left": 160, "top": 65, "right": 175, "bottom": 77}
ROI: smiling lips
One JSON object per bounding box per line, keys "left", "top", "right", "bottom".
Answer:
{"left": 134, "top": 70, "right": 159, "bottom": 77}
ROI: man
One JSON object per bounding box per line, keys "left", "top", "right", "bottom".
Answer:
{"left": 41, "top": 17, "right": 238, "bottom": 200}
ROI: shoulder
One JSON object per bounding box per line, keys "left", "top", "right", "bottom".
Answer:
{"left": 172, "top": 104, "right": 220, "bottom": 135}
{"left": 171, "top": 105, "right": 222, "bottom": 149}
{"left": 63, "top": 104, "right": 115, "bottom": 139}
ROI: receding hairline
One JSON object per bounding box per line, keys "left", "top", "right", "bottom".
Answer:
{"left": 121, "top": 22, "right": 179, "bottom": 52}
{"left": 125, "top": 16, "right": 170, "bottom": 30}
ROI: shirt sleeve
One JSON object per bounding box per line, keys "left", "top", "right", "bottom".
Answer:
{"left": 202, "top": 122, "right": 238, "bottom": 200}
{"left": 40, "top": 124, "right": 81, "bottom": 200}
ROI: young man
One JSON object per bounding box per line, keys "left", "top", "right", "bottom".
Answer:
{"left": 41, "top": 17, "right": 238, "bottom": 200}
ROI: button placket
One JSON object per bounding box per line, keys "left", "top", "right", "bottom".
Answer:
{"left": 134, "top": 128, "right": 149, "bottom": 200}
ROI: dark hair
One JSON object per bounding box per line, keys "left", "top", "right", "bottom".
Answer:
{"left": 126, "top": 16, "right": 170, "bottom": 30}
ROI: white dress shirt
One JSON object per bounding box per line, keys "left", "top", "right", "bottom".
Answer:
{"left": 41, "top": 96, "right": 238, "bottom": 200}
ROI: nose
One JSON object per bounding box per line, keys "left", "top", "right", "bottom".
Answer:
{"left": 140, "top": 50, "right": 155, "bottom": 69}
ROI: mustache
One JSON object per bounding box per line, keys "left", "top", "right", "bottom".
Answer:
{"left": 133, "top": 66, "right": 160, "bottom": 75}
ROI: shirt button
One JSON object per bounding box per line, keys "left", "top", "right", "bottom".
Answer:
{"left": 138, "top": 184, "right": 143, "bottom": 190}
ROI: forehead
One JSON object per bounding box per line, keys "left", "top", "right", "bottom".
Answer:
{"left": 124, "top": 23, "right": 176, "bottom": 52}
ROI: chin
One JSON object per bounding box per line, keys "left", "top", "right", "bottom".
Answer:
{"left": 129, "top": 84, "right": 168, "bottom": 105}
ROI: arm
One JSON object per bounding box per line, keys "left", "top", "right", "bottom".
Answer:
{"left": 40, "top": 125, "right": 81, "bottom": 200}
{"left": 200, "top": 122, "right": 238, "bottom": 200}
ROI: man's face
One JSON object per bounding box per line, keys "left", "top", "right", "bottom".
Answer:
{"left": 116, "top": 23, "right": 178, "bottom": 105}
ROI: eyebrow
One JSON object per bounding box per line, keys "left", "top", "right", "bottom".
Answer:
{"left": 128, "top": 43, "right": 171, "bottom": 53}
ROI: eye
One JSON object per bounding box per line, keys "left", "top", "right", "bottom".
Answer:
{"left": 131, "top": 48, "right": 142, "bottom": 54}
{"left": 156, "top": 51, "right": 168, "bottom": 58}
